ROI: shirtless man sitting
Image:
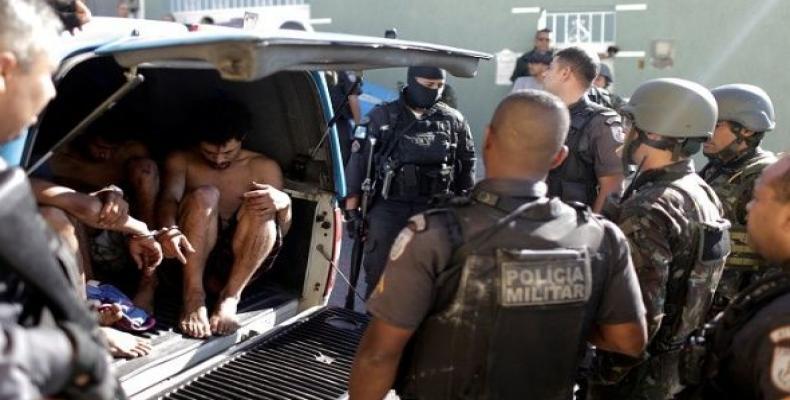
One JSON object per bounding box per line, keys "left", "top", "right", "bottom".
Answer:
{"left": 46, "top": 115, "right": 159, "bottom": 226}
{"left": 157, "top": 99, "right": 292, "bottom": 338}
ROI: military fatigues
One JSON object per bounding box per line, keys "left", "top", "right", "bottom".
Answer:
{"left": 368, "top": 179, "right": 646, "bottom": 399}
{"left": 700, "top": 147, "right": 778, "bottom": 315}
{"left": 592, "top": 159, "right": 729, "bottom": 399}
{"left": 587, "top": 86, "right": 626, "bottom": 113}
{"left": 546, "top": 96, "right": 624, "bottom": 206}
{"left": 345, "top": 92, "right": 475, "bottom": 298}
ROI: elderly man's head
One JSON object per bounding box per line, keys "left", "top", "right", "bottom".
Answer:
{"left": 0, "top": 0, "right": 61, "bottom": 144}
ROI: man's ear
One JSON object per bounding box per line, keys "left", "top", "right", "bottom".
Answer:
{"left": 741, "top": 129, "right": 756, "bottom": 138}
{"left": 483, "top": 125, "right": 493, "bottom": 151}
{"left": 549, "top": 145, "right": 569, "bottom": 170}
{"left": 0, "top": 52, "right": 18, "bottom": 94}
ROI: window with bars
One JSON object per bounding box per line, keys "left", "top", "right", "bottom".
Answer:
{"left": 546, "top": 11, "right": 615, "bottom": 46}
{"left": 170, "top": 0, "right": 306, "bottom": 12}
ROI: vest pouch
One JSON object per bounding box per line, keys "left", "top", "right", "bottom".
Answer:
{"left": 398, "top": 129, "right": 451, "bottom": 165}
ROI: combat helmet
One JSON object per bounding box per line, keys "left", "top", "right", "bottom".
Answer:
{"left": 622, "top": 78, "right": 718, "bottom": 139}
{"left": 711, "top": 84, "right": 775, "bottom": 132}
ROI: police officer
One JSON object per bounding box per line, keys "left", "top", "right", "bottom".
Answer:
{"left": 0, "top": 1, "right": 117, "bottom": 398}
{"left": 542, "top": 46, "right": 624, "bottom": 212}
{"left": 350, "top": 90, "right": 647, "bottom": 400}
{"left": 344, "top": 66, "right": 476, "bottom": 299}
{"left": 590, "top": 78, "right": 731, "bottom": 399}
{"left": 699, "top": 84, "right": 779, "bottom": 316}
{"left": 326, "top": 70, "right": 362, "bottom": 165}
{"left": 588, "top": 63, "right": 625, "bottom": 111}
{"left": 689, "top": 155, "right": 790, "bottom": 399}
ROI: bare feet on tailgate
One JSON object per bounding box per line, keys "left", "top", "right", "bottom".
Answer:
{"left": 101, "top": 327, "right": 152, "bottom": 358}
{"left": 180, "top": 295, "right": 211, "bottom": 338}
{"left": 210, "top": 296, "right": 240, "bottom": 336}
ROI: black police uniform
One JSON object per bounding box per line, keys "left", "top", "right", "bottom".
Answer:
{"left": 690, "top": 269, "right": 790, "bottom": 399}
{"left": 327, "top": 71, "right": 362, "bottom": 165}
{"left": 368, "top": 179, "right": 646, "bottom": 399}
{"left": 345, "top": 91, "right": 475, "bottom": 299}
{"left": 0, "top": 167, "right": 116, "bottom": 399}
{"left": 547, "top": 96, "right": 623, "bottom": 206}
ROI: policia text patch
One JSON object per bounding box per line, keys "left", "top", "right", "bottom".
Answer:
{"left": 498, "top": 249, "right": 592, "bottom": 307}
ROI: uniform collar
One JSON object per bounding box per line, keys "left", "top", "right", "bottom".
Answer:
{"left": 568, "top": 95, "right": 593, "bottom": 113}
{"left": 473, "top": 178, "right": 547, "bottom": 201}
{"left": 716, "top": 146, "right": 767, "bottom": 170}
{"left": 631, "top": 158, "right": 695, "bottom": 189}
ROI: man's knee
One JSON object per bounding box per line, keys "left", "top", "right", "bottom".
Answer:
{"left": 127, "top": 158, "right": 159, "bottom": 185}
{"left": 184, "top": 186, "right": 221, "bottom": 210}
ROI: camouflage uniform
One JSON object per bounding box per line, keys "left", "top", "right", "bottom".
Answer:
{"left": 591, "top": 159, "right": 727, "bottom": 399}
{"left": 701, "top": 147, "right": 778, "bottom": 315}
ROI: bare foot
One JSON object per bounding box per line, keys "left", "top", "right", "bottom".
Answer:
{"left": 97, "top": 304, "right": 123, "bottom": 326}
{"left": 210, "top": 296, "right": 240, "bottom": 336}
{"left": 133, "top": 275, "right": 157, "bottom": 314}
{"left": 180, "top": 295, "right": 211, "bottom": 338}
{"left": 100, "top": 327, "right": 152, "bottom": 358}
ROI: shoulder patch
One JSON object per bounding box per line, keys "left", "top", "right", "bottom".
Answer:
{"left": 407, "top": 214, "right": 427, "bottom": 232}
{"left": 771, "top": 346, "right": 790, "bottom": 393}
{"left": 351, "top": 140, "right": 362, "bottom": 153}
{"left": 389, "top": 227, "right": 415, "bottom": 261}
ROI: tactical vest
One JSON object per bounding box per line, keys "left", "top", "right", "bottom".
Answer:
{"left": 701, "top": 151, "right": 777, "bottom": 270}
{"left": 373, "top": 101, "right": 457, "bottom": 202}
{"left": 680, "top": 273, "right": 790, "bottom": 399}
{"left": 649, "top": 173, "right": 731, "bottom": 354}
{"left": 396, "top": 192, "right": 609, "bottom": 400}
{"left": 547, "top": 101, "right": 619, "bottom": 206}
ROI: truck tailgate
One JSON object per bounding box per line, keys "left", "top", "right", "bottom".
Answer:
{"left": 154, "top": 307, "right": 369, "bottom": 400}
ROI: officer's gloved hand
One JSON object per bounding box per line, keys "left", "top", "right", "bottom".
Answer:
{"left": 343, "top": 209, "right": 364, "bottom": 240}
{"left": 60, "top": 322, "right": 123, "bottom": 400}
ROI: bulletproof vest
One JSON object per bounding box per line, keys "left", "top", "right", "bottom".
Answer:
{"left": 701, "top": 150, "right": 777, "bottom": 270}
{"left": 547, "top": 100, "right": 619, "bottom": 206}
{"left": 685, "top": 273, "right": 790, "bottom": 399}
{"left": 397, "top": 191, "right": 608, "bottom": 400}
{"left": 373, "top": 101, "right": 457, "bottom": 202}
{"left": 650, "top": 173, "right": 731, "bottom": 354}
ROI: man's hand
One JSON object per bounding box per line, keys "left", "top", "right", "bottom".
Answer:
{"left": 128, "top": 236, "right": 163, "bottom": 275}
{"left": 343, "top": 209, "right": 364, "bottom": 240}
{"left": 158, "top": 228, "right": 195, "bottom": 265}
{"left": 91, "top": 188, "right": 128, "bottom": 228}
{"left": 242, "top": 182, "right": 291, "bottom": 216}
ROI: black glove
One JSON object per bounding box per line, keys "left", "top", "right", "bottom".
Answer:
{"left": 60, "top": 322, "right": 123, "bottom": 400}
{"left": 343, "top": 209, "right": 364, "bottom": 240}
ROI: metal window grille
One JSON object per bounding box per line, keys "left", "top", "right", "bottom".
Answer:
{"left": 546, "top": 11, "right": 615, "bottom": 46}
{"left": 170, "top": 0, "right": 307, "bottom": 12}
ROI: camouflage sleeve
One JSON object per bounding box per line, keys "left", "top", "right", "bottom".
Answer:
{"left": 595, "top": 220, "right": 647, "bottom": 324}
{"left": 452, "top": 118, "right": 476, "bottom": 195}
{"left": 618, "top": 200, "right": 675, "bottom": 341}
{"left": 366, "top": 214, "right": 454, "bottom": 329}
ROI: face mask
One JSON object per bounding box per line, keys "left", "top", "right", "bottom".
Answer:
{"left": 405, "top": 66, "right": 445, "bottom": 109}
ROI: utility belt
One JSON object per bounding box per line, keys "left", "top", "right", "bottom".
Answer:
{"left": 380, "top": 162, "right": 453, "bottom": 200}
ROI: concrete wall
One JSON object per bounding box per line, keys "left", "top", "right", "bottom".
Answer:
{"left": 309, "top": 0, "right": 790, "bottom": 155}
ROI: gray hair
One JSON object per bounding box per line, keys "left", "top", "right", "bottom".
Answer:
{"left": 0, "top": 0, "right": 62, "bottom": 71}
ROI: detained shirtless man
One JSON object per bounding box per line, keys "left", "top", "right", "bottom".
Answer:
{"left": 46, "top": 119, "right": 159, "bottom": 226}
{"left": 158, "top": 101, "right": 292, "bottom": 338}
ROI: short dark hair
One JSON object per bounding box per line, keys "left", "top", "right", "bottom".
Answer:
{"left": 535, "top": 28, "right": 552, "bottom": 38}
{"left": 195, "top": 97, "right": 253, "bottom": 145}
{"left": 555, "top": 46, "right": 599, "bottom": 86}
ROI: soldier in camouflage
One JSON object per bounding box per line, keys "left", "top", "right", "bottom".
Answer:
{"left": 590, "top": 79, "right": 731, "bottom": 399}
{"left": 699, "top": 84, "right": 779, "bottom": 316}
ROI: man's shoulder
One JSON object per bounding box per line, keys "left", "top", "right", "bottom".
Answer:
{"left": 246, "top": 151, "right": 280, "bottom": 170}
{"left": 432, "top": 102, "right": 465, "bottom": 122}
